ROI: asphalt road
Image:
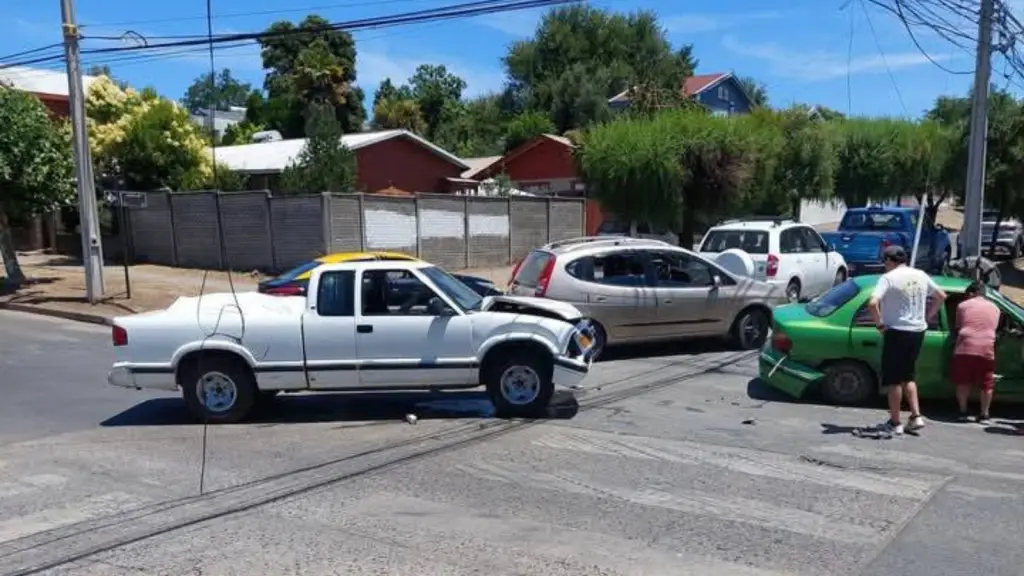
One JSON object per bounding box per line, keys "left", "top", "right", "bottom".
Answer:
{"left": 2, "top": 310, "right": 1024, "bottom": 576}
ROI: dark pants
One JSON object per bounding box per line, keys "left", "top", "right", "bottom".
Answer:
{"left": 881, "top": 328, "right": 926, "bottom": 387}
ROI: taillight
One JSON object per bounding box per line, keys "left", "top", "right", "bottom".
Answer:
{"left": 112, "top": 325, "right": 128, "bottom": 347}
{"left": 766, "top": 254, "right": 779, "bottom": 278}
{"left": 535, "top": 258, "right": 556, "bottom": 297}
{"left": 508, "top": 258, "right": 524, "bottom": 287}
{"left": 881, "top": 239, "right": 892, "bottom": 249}
{"left": 266, "top": 285, "right": 304, "bottom": 296}
{"left": 771, "top": 331, "right": 792, "bottom": 354}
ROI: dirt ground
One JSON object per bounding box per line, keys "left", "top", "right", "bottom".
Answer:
{"left": 2, "top": 207, "right": 1013, "bottom": 323}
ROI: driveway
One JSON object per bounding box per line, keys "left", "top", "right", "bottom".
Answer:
{"left": 1, "top": 310, "right": 1023, "bottom": 575}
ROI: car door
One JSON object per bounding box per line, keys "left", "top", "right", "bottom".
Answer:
{"left": 850, "top": 298, "right": 948, "bottom": 395}
{"left": 797, "top": 226, "right": 830, "bottom": 295}
{"left": 646, "top": 249, "right": 729, "bottom": 337}
{"left": 301, "top": 270, "right": 360, "bottom": 389}
{"left": 354, "top": 268, "right": 476, "bottom": 388}
{"left": 992, "top": 310, "right": 1024, "bottom": 397}
{"left": 585, "top": 249, "right": 657, "bottom": 342}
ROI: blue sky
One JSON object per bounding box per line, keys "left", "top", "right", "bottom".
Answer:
{"left": 3, "top": 0, "right": 1014, "bottom": 119}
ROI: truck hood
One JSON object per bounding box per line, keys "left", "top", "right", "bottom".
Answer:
{"left": 480, "top": 295, "right": 582, "bottom": 321}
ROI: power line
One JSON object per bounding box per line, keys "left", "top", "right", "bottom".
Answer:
{"left": 0, "top": 43, "right": 65, "bottom": 63}
{"left": 1, "top": 0, "right": 575, "bottom": 69}
{"left": 859, "top": 0, "right": 910, "bottom": 116}
{"left": 82, "top": 0, "right": 440, "bottom": 29}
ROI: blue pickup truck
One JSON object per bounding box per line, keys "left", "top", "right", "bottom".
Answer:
{"left": 819, "top": 206, "right": 953, "bottom": 276}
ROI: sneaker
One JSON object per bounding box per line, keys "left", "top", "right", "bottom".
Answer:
{"left": 956, "top": 413, "right": 973, "bottom": 423}
{"left": 907, "top": 415, "right": 926, "bottom": 431}
{"left": 879, "top": 420, "right": 904, "bottom": 436}
{"left": 976, "top": 414, "right": 992, "bottom": 425}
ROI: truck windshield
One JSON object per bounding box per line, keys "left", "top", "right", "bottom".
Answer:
{"left": 840, "top": 212, "right": 904, "bottom": 231}
{"left": 421, "top": 266, "right": 483, "bottom": 312}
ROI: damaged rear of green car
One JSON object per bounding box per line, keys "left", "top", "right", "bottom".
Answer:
{"left": 758, "top": 275, "right": 1024, "bottom": 405}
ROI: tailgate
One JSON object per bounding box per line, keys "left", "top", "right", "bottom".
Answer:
{"left": 826, "top": 231, "right": 889, "bottom": 261}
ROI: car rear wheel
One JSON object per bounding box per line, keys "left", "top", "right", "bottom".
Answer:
{"left": 821, "top": 361, "right": 876, "bottom": 406}
{"left": 484, "top": 350, "right": 554, "bottom": 418}
{"left": 180, "top": 356, "right": 257, "bottom": 424}
{"left": 731, "top": 307, "right": 770, "bottom": 350}
{"left": 785, "top": 280, "right": 801, "bottom": 303}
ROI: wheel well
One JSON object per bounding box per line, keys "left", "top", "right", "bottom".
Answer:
{"left": 175, "top": 349, "right": 253, "bottom": 386}
{"left": 787, "top": 277, "right": 801, "bottom": 289}
{"left": 729, "top": 304, "right": 773, "bottom": 334}
{"left": 815, "top": 358, "right": 879, "bottom": 391}
{"left": 479, "top": 340, "right": 553, "bottom": 378}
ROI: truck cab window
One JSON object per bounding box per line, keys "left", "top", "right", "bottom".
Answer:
{"left": 361, "top": 269, "right": 442, "bottom": 316}
{"left": 317, "top": 271, "right": 355, "bottom": 317}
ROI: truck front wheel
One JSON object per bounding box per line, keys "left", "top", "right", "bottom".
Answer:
{"left": 484, "top": 350, "right": 555, "bottom": 418}
{"left": 179, "top": 354, "right": 258, "bottom": 424}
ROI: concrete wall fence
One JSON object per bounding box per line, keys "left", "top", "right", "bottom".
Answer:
{"left": 125, "top": 191, "right": 586, "bottom": 272}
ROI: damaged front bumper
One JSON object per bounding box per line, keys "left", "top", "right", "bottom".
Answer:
{"left": 757, "top": 347, "right": 825, "bottom": 399}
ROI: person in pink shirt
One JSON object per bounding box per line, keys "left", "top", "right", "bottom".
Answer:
{"left": 949, "top": 281, "right": 1001, "bottom": 423}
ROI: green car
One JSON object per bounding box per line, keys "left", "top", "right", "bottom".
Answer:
{"left": 759, "top": 274, "right": 1024, "bottom": 405}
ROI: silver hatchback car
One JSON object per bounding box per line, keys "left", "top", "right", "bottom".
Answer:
{"left": 507, "top": 236, "right": 788, "bottom": 358}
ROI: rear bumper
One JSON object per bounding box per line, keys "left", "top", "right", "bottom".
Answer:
{"left": 757, "top": 348, "right": 824, "bottom": 398}
{"left": 846, "top": 262, "right": 885, "bottom": 276}
{"left": 107, "top": 363, "right": 178, "bottom": 391}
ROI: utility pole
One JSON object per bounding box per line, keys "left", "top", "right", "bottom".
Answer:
{"left": 960, "top": 0, "right": 995, "bottom": 263}
{"left": 60, "top": 0, "right": 105, "bottom": 302}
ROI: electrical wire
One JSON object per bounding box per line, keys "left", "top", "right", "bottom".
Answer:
{"left": 0, "top": 0, "right": 577, "bottom": 69}
{"left": 859, "top": 0, "right": 909, "bottom": 117}
{"left": 0, "top": 42, "right": 65, "bottom": 63}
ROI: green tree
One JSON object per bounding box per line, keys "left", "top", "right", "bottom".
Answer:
{"left": 221, "top": 120, "right": 266, "bottom": 146}
{"left": 372, "top": 78, "right": 413, "bottom": 108}
{"left": 0, "top": 86, "right": 75, "bottom": 284}
{"left": 737, "top": 75, "right": 768, "bottom": 109}
{"left": 433, "top": 94, "right": 506, "bottom": 157}
{"left": 503, "top": 111, "right": 554, "bottom": 152}
{"left": 407, "top": 64, "right": 467, "bottom": 140}
{"left": 576, "top": 108, "right": 758, "bottom": 242}
{"left": 503, "top": 6, "right": 697, "bottom": 131}
{"left": 371, "top": 98, "right": 426, "bottom": 133}
{"left": 280, "top": 101, "right": 356, "bottom": 193}
{"left": 182, "top": 68, "right": 256, "bottom": 114}
{"left": 833, "top": 118, "right": 902, "bottom": 207}
{"left": 112, "top": 99, "right": 212, "bottom": 191}
{"left": 256, "top": 15, "right": 365, "bottom": 137}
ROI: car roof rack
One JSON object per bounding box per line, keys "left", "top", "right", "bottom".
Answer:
{"left": 544, "top": 235, "right": 674, "bottom": 251}
{"left": 715, "top": 215, "right": 796, "bottom": 226}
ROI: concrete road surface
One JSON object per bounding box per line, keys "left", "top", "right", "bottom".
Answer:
{"left": 2, "top": 310, "right": 1024, "bottom": 576}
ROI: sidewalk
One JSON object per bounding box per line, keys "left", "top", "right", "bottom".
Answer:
{"left": 0, "top": 253, "right": 513, "bottom": 325}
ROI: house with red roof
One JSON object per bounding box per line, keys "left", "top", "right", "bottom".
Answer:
{"left": 607, "top": 72, "right": 754, "bottom": 116}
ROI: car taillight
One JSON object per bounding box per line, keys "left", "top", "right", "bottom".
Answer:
{"left": 112, "top": 325, "right": 128, "bottom": 347}
{"left": 766, "top": 254, "right": 779, "bottom": 278}
{"left": 267, "top": 285, "right": 304, "bottom": 296}
{"left": 771, "top": 331, "right": 792, "bottom": 354}
{"left": 535, "top": 258, "right": 556, "bottom": 297}
{"left": 508, "top": 258, "right": 524, "bottom": 287}
{"left": 881, "top": 238, "right": 892, "bottom": 249}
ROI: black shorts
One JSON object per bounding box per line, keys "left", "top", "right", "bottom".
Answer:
{"left": 881, "top": 328, "right": 926, "bottom": 387}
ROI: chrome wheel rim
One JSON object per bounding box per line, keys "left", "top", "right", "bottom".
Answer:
{"left": 740, "top": 313, "right": 764, "bottom": 348}
{"left": 786, "top": 286, "right": 799, "bottom": 302}
{"left": 195, "top": 371, "right": 238, "bottom": 414}
{"left": 499, "top": 365, "right": 541, "bottom": 406}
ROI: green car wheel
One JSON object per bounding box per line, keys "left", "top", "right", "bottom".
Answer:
{"left": 821, "top": 361, "right": 876, "bottom": 406}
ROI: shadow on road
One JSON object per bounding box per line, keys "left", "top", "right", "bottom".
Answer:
{"left": 100, "top": 390, "right": 581, "bottom": 427}
{"left": 599, "top": 338, "right": 737, "bottom": 362}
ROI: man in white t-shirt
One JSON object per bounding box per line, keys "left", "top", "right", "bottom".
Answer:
{"left": 867, "top": 245, "right": 946, "bottom": 436}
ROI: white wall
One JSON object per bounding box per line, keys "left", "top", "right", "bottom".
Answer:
{"left": 799, "top": 199, "right": 847, "bottom": 227}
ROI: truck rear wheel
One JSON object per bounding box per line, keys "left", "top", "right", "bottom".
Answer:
{"left": 484, "top": 350, "right": 554, "bottom": 418}
{"left": 179, "top": 355, "right": 257, "bottom": 424}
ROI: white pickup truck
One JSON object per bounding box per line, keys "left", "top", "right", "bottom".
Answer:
{"left": 107, "top": 260, "right": 594, "bottom": 423}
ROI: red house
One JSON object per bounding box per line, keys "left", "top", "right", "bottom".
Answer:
{"left": 215, "top": 129, "right": 471, "bottom": 194}
{"left": 0, "top": 66, "right": 97, "bottom": 119}
{"left": 467, "top": 134, "right": 585, "bottom": 196}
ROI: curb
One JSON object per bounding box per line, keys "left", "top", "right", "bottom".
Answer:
{"left": 0, "top": 303, "right": 112, "bottom": 326}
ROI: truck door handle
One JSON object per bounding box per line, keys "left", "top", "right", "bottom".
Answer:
{"left": 663, "top": 300, "right": 673, "bottom": 304}
{"left": 594, "top": 296, "right": 607, "bottom": 302}
{"left": 860, "top": 340, "right": 877, "bottom": 347}
{"left": 357, "top": 324, "right": 373, "bottom": 334}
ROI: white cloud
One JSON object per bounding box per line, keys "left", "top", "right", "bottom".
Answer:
{"left": 357, "top": 50, "right": 505, "bottom": 98}
{"left": 721, "top": 35, "right": 950, "bottom": 81}
{"left": 664, "top": 11, "right": 782, "bottom": 34}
